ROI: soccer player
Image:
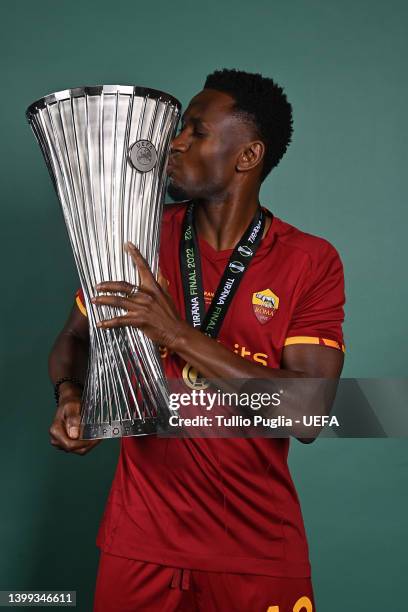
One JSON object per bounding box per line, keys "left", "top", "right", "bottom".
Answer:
{"left": 49, "top": 69, "right": 345, "bottom": 611}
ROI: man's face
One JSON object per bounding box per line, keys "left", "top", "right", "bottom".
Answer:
{"left": 166, "top": 89, "right": 255, "bottom": 201}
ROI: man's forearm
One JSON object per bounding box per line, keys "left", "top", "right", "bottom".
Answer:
{"left": 171, "top": 321, "right": 305, "bottom": 382}
{"left": 48, "top": 331, "right": 89, "bottom": 388}
{"left": 170, "top": 321, "right": 339, "bottom": 439}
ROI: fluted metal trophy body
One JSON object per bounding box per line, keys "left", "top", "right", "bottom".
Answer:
{"left": 27, "top": 85, "right": 181, "bottom": 439}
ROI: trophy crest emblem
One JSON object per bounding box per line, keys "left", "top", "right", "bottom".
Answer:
{"left": 129, "top": 139, "right": 158, "bottom": 172}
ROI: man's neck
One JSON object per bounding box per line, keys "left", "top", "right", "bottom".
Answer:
{"left": 193, "top": 195, "right": 270, "bottom": 251}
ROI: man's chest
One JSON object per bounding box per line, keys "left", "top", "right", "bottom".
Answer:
{"left": 161, "top": 246, "right": 307, "bottom": 369}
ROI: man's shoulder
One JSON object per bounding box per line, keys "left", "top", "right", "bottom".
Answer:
{"left": 273, "top": 215, "right": 342, "bottom": 267}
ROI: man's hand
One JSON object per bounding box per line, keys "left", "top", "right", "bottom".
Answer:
{"left": 49, "top": 384, "right": 101, "bottom": 455}
{"left": 92, "top": 242, "right": 184, "bottom": 348}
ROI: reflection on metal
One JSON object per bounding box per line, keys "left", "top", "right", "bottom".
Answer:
{"left": 27, "top": 85, "right": 181, "bottom": 439}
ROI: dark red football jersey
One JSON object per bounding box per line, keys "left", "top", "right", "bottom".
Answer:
{"left": 76, "top": 203, "right": 345, "bottom": 577}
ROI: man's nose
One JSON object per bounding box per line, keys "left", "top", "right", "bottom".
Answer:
{"left": 170, "top": 129, "right": 190, "bottom": 153}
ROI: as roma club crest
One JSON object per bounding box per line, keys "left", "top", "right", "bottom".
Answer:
{"left": 252, "top": 288, "right": 279, "bottom": 324}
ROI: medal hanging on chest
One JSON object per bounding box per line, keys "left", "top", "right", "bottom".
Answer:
{"left": 179, "top": 201, "right": 268, "bottom": 388}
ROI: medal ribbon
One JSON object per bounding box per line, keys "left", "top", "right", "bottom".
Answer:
{"left": 180, "top": 201, "right": 267, "bottom": 339}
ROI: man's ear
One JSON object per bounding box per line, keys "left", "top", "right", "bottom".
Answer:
{"left": 236, "top": 141, "right": 265, "bottom": 172}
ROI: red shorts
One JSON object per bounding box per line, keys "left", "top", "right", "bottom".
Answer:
{"left": 93, "top": 551, "right": 315, "bottom": 612}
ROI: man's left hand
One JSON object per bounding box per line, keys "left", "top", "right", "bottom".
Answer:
{"left": 92, "top": 242, "right": 183, "bottom": 348}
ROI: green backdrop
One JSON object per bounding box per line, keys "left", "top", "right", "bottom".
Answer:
{"left": 1, "top": 1, "right": 407, "bottom": 610}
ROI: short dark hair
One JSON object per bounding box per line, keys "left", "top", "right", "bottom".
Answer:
{"left": 204, "top": 68, "right": 293, "bottom": 181}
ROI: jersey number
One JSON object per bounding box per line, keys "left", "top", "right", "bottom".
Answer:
{"left": 267, "top": 595, "right": 313, "bottom": 612}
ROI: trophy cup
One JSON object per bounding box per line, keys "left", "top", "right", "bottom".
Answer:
{"left": 27, "top": 85, "right": 181, "bottom": 439}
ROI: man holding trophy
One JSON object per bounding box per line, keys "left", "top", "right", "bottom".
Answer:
{"left": 41, "top": 70, "right": 344, "bottom": 611}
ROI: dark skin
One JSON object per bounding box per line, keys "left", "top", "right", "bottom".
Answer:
{"left": 48, "top": 88, "right": 343, "bottom": 454}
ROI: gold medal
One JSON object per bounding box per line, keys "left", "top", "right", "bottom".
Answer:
{"left": 182, "top": 363, "right": 209, "bottom": 390}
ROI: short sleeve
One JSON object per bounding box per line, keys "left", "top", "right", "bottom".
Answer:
{"left": 284, "top": 242, "right": 345, "bottom": 352}
{"left": 75, "top": 287, "right": 87, "bottom": 317}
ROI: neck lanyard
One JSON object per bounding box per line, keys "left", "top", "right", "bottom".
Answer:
{"left": 180, "top": 201, "right": 267, "bottom": 339}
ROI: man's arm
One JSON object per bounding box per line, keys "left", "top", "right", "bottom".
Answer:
{"left": 170, "top": 326, "right": 343, "bottom": 441}
{"left": 48, "top": 302, "right": 89, "bottom": 386}
{"left": 168, "top": 320, "right": 343, "bottom": 381}
{"left": 48, "top": 302, "right": 100, "bottom": 455}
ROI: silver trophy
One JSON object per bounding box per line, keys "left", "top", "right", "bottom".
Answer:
{"left": 27, "top": 85, "right": 181, "bottom": 439}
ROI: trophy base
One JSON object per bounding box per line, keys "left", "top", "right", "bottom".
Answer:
{"left": 80, "top": 418, "right": 158, "bottom": 440}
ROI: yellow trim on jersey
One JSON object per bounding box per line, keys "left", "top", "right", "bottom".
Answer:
{"left": 75, "top": 295, "right": 87, "bottom": 317}
{"left": 284, "top": 336, "right": 319, "bottom": 346}
{"left": 284, "top": 336, "right": 345, "bottom": 352}
{"left": 322, "top": 338, "right": 340, "bottom": 349}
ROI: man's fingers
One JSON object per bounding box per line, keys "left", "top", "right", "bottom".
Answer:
{"left": 49, "top": 419, "right": 82, "bottom": 450}
{"left": 158, "top": 268, "right": 170, "bottom": 293}
{"left": 96, "top": 315, "right": 134, "bottom": 329}
{"left": 49, "top": 419, "right": 101, "bottom": 453}
{"left": 124, "top": 242, "right": 157, "bottom": 289}
{"left": 66, "top": 418, "right": 80, "bottom": 439}
{"left": 63, "top": 400, "right": 82, "bottom": 439}
{"left": 50, "top": 396, "right": 101, "bottom": 454}
{"left": 95, "top": 280, "right": 156, "bottom": 298}
{"left": 92, "top": 293, "right": 153, "bottom": 310}
{"left": 95, "top": 280, "right": 134, "bottom": 294}
{"left": 95, "top": 243, "right": 159, "bottom": 296}
{"left": 124, "top": 241, "right": 147, "bottom": 267}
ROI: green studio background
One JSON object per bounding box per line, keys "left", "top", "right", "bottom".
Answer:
{"left": 1, "top": 1, "right": 407, "bottom": 610}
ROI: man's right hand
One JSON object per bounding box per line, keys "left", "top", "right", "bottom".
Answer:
{"left": 49, "top": 384, "right": 101, "bottom": 455}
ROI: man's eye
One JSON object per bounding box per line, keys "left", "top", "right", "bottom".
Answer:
{"left": 176, "top": 124, "right": 206, "bottom": 137}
